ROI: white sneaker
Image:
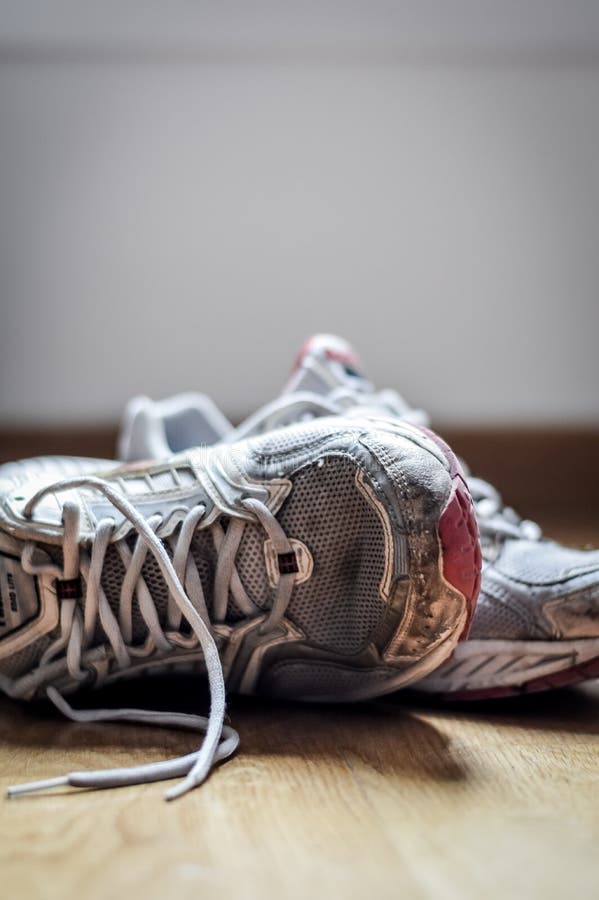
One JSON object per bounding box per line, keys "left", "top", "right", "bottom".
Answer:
{"left": 1, "top": 414, "right": 479, "bottom": 799}
{"left": 121, "top": 333, "right": 599, "bottom": 700}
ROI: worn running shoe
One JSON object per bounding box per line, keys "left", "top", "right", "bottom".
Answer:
{"left": 121, "top": 334, "right": 599, "bottom": 700}
{"left": 1, "top": 415, "right": 479, "bottom": 799}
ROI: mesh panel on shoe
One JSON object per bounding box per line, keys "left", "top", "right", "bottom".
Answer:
{"left": 468, "top": 590, "right": 531, "bottom": 640}
{"left": 183, "top": 454, "right": 389, "bottom": 654}
{"left": 233, "top": 524, "right": 270, "bottom": 612}
{"left": 247, "top": 421, "right": 338, "bottom": 457}
{"left": 265, "top": 456, "right": 387, "bottom": 655}
{"left": 495, "top": 539, "right": 599, "bottom": 586}
{"left": 0, "top": 634, "right": 53, "bottom": 679}
{"left": 162, "top": 454, "right": 382, "bottom": 654}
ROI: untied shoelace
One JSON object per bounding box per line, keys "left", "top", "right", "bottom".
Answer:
{"left": 5, "top": 474, "right": 297, "bottom": 800}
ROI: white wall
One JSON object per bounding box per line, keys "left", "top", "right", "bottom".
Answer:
{"left": 1, "top": 1, "right": 598, "bottom": 425}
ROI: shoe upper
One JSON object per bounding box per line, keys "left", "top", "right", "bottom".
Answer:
{"left": 471, "top": 539, "right": 599, "bottom": 641}
{"left": 119, "top": 333, "right": 599, "bottom": 646}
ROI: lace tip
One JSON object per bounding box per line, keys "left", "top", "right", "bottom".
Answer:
{"left": 6, "top": 775, "right": 69, "bottom": 797}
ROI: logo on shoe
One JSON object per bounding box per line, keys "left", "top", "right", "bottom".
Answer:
{"left": 0, "top": 555, "right": 40, "bottom": 638}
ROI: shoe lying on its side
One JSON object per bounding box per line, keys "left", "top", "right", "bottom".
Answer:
{"left": 0, "top": 415, "right": 479, "bottom": 799}
{"left": 121, "top": 334, "right": 599, "bottom": 701}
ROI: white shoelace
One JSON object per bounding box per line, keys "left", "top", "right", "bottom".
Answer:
{"left": 233, "top": 387, "right": 542, "bottom": 543}
{"left": 5, "top": 474, "right": 297, "bottom": 800}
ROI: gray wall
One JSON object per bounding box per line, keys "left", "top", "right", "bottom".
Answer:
{"left": 1, "top": 1, "right": 598, "bottom": 426}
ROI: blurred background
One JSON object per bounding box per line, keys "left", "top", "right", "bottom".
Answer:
{"left": 0, "top": 1, "right": 598, "bottom": 519}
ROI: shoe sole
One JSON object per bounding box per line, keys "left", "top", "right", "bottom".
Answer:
{"left": 415, "top": 636, "right": 599, "bottom": 700}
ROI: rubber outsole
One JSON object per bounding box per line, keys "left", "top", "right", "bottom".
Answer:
{"left": 440, "top": 654, "right": 599, "bottom": 701}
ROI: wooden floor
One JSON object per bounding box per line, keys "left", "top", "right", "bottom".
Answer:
{"left": 2, "top": 518, "right": 599, "bottom": 900}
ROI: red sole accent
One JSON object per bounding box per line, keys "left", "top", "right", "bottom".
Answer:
{"left": 441, "top": 654, "right": 599, "bottom": 701}
{"left": 418, "top": 427, "right": 482, "bottom": 638}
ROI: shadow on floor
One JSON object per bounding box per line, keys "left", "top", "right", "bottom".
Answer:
{"left": 1, "top": 676, "right": 471, "bottom": 787}
{"left": 397, "top": 680, "right": 599, "bottom": 736}
{"left": 2, "top": 674, "right": 599, "bottom": 801}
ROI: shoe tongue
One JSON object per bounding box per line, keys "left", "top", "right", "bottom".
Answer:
{"left": 283, "top": 334, "right": 373, "bottom": 398}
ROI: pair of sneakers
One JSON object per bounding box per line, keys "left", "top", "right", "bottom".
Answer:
{"left": 2, "top": 335, "right": 597, "bottom": 800}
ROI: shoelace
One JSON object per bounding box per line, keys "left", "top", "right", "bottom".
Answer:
{"left": 233, "top": 387, "right": 543, "bottom": 543}
{"left": 464, "top": 474, "right": 542, "bottom": 542}
{"left": 5, "top": 474, "right": 297, "bottom": 800}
